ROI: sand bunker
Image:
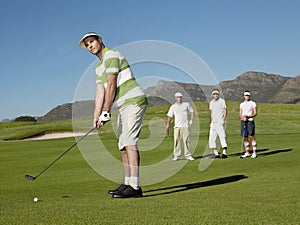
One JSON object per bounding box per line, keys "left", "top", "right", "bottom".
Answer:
{"left": 26, "top": 132, "right": 91, "bottom": 140}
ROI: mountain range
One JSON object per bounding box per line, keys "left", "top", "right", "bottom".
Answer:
{"left": 36, "top": 71, "right": 299, "bottom": 122}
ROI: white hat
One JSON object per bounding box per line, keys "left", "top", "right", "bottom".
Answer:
{"left": 78, "top": 32, "right": 102, "bottom": 49}
{"left": 175, "top": 92, "right": 183, "bottom": 97}
{"left": 212, "top": 89, "right": 220, "bottom": 95}
{"left": 244, "top": 91, "right": 251, "bottom": 96}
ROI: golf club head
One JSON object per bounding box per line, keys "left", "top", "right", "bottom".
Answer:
{"left": 25, "top": 174, "right": 36, "bottom": 180}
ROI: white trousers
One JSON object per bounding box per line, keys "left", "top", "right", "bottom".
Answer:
{"left": 209, "top": 123, "right": 227, "bottom": 149}
{"left": 173, "top": 127, "right": 192, "bottom": 158}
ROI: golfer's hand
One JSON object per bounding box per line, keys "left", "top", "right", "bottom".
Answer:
{"left": 94, "top": 119, "right": 106, "bottom": 129}
{"left": 93, "top": 118, "right": 101, "bottom": 129}
{"left": 98, "top": 111, "right": 111, "bottom": 128}
{"left": 166, "top": 124, "right": 170, "bottom": 131}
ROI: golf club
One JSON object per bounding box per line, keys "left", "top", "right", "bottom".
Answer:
{"left": 25, "top": 127, "right": 97, "bottom": 180}
{"left": 167, "top": 129, "right": 171, "bottom": 149}
{"left": 165, "top": 129, "right": 172, "bottom": 161}
{"left": 240, "top": 128, "right": 246, "bottom": 159}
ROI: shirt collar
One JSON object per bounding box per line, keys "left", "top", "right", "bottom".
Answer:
{"left": 99, "top": 47, "right": 110, "bottom": 62}
{"left": 102, "top": 47, "right": 110, "bottom": 56}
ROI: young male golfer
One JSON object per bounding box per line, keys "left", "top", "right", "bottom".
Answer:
{"left": 209, "top": 89, "right": 228, "bottom": 158}
{"left": 78, "top": 32, "right": 148, "bottom": 198}
{"left": 240, "top": 90, "right": 257, "bottom": 158}
{"left": 166, "top": 92, "right": 195, "bottom": 161}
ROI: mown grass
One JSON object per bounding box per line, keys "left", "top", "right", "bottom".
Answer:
{"left": 0, "top": 103, "right": 299, "bottom": 224}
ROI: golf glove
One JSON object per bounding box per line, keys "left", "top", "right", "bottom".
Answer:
{"left": 189, "top": 120, "right": 193, "bottom": 126}
{"left": 99, "top": 111, "right": 111, "bottom": 122}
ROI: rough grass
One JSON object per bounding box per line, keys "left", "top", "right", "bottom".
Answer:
{"left": 0, "top": 120, "right": 73, "bottom": 140}
{"left": 1, "top": 102, "right": 299, "bottom": 140}
{"left": 0, "top": 103, "right": 299, "bottom": 224}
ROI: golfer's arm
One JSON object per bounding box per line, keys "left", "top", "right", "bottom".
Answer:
{"left": 249, "top": 107, "right": 257, "bottom": 118}
{"left": 190, "top": 111, "right": 195, "bottom": 121}
{"left": 223, "top": 108, "right": 227, "bottom": 121}
{"left": 94, "top": 83, "right": 105, "bottom": 119}
{"left": 103, "top": 74, "right": 117, "bottom": 112}
{"left": 239, "top": 108, "right": 243, "bottom": 119}
{"left": 167, "top": 116, "right": 172, "bottom": 126}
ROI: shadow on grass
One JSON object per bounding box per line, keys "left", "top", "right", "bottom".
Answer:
{"left": 194, "top": 148, "right": 270, "bottom": 159}
{"left": 229, "top": 148, "right": 292, "bottom": 158}
{"left": 143, "top": 174, "right": 248, "bottom": 197}
{"left": 257, "top": 148, "right": 292, "bottom": 157}
{"left": 227, "top": 148, "right": 270, "bottom": 158}
{"left": 194, "top": 148, "right": 292, "bottom": 159}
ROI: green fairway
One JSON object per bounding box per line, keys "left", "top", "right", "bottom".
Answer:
{"left": 0, "top": 103, "right": 299, "bottom": 225}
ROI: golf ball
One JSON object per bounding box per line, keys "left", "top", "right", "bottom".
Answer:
{"left": 33, "top": 197, "right": 39, "bottom": 202}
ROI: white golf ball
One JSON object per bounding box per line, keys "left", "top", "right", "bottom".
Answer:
{"left": 33, "top": 197, "right": 39, "bottom": 202}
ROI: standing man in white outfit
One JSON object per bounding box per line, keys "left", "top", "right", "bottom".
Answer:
{"left": 209, "top": 89, "right": 228, "bottom": 158}
{"left": 166, "top": 92, "right": 195, "bottom": 161}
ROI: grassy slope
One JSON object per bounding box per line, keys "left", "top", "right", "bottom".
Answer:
{"left": 0, "top": 120, "right": 73, "bottom": 140}
{"left": 0, "top": 103, "right": 299, "bottom": 224}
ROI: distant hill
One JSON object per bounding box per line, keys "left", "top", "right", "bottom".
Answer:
{"left": 219, "top": 71, "right": 293, "bottom": 102}
{"left": 37, "top": 71, "right": 300, "bottom": 122}
{"left": 145, "top": 71, "right": 300, "bottom": 103}
{"left": 268, "top": 75, "right": 300, "bottom": 103}
{"left": 1, "top": 119, "right": 11, "bottom": 123}
{"left": 37, "top": 96, "right": 169, "bottom": 122}
{"left": 38, "top": 101, "right": 94, "bottom": 122}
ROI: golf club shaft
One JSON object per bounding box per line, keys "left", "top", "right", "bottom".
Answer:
{"left": 167, "top": 129, "right": 171, "bottom": 150}
{"left": 31, "top": 127, "right": 96, "bottom": 179}
{"left": 241, "top": 128, "right": 245, "bottom": 156}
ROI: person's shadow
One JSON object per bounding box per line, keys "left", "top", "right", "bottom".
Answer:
{"left": 194, "top": 148, "right": 292, "bottom": 159}
{"left": 144, "top": 175, "right": 248, "bottom": 197}
{"left": 228, "top": 148, "right": 292, "bottom": 158}
{"left": 256, "top": 148, "right": 292, "bottom": 157}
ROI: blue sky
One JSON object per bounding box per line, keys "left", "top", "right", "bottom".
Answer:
{"left": 0, "top": 0, "right": 299, "bottom": 120}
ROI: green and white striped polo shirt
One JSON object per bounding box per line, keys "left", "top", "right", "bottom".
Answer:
{"left": 95, "top": 47, "right": 148, "bottom": 109}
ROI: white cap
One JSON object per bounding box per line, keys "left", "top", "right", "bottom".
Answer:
{"left": 78, "top": 32, "right": 102, "bottom": 49}
{"left": 212, "top": 89, "right": 220, "bottom": 95}
{"left": 244, "top": 91, "right": 251, "bottom": 96}
{"left": 175, "top": 92, "right": 183, "bottom": 97}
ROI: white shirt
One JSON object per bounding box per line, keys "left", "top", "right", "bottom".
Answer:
{"left": 209, "top": 98, "right": 226, "bottom": 123}
{"left": 167, "top": 102, "right": 194, "bottom": 128}
{"left": 240, "top": 100, "right": 256, "bottom": 121}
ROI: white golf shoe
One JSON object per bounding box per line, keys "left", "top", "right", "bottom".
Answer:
{"left": 251, "top": 153, "right": 257, "bottom": 159}
{"left": 241, "top": 152, "right": 250, "bottom": 158}
{"left": 186, "top": 156, "right": 195, "bottom": 161}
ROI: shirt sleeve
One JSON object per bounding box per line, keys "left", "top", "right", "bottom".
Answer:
{"left": 167, "top": 105, "right": 174, "bottom": 117}
{"left": 223, "top": 99, "right": 227, "bottom": 109}
{"left": 188, "top": 103, "right": 194, "bottom": 113}
{"left": 104, "top": 56, "right": 120, "bottom": 75}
